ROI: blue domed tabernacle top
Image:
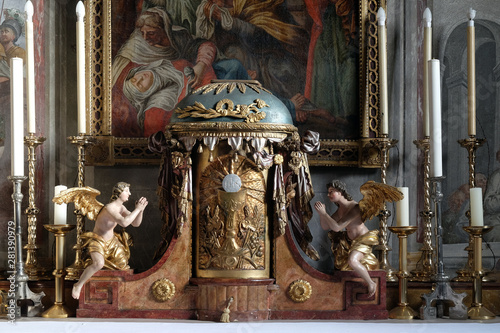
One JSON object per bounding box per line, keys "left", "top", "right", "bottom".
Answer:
{"left": 171, "top": 80, "right": 293, "bottom": 125}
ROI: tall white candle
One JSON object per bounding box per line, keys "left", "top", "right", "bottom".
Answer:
{"left": 25, "top": 1, "right": 36, "bottom": 134}
{"left": 423, "top": 8, "right": 432, "bottom": 137}
{"left": 54, "top": 185, "right": 68, "bottom": 225}
{"left": 10, "top": 58, "right": 24, "bottom": 177}
{"left": 396, "top": 187, "right": 409, "bottom": 227}
{"left": 377, "top": 7, "right": 389, "bottom": 135}
{"left": 428, "top": 59, "right": 442, "bottom": 178}
{"left": 470, "top": 187, "right": 484, "bottom": 226}
{"left": 76, "top": 1, "right": 86, "bottom": 134}
{"left": 467, "top": 8, "right": 476, "bottom": 137}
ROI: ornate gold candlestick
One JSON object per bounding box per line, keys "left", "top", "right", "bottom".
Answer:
{"left": 411, "top": 138, "right": 435, "bottom": 281}
{"left": 454, "top": 136, "right": 485, "bottom": 282}
{"left": 371, "top": 136, "right": 398, "bottom": 282}
{"left": 42, "top": 224, "right": 76, "bottom": 318}
{"left": 23, "top": 133, "right": 50, "bottom": 280}
{"left": 65, "top": 135, "right": 94, "bottom": 281}
{"left": 463, "top": 226, "right": 496, "bottom": 320}
{"left": 388, "top": 226, "right": 418, "bottom": 319}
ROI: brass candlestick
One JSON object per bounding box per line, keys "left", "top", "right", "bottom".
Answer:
{"left": 463, "top": 226, "right": 496, "bottom": 320}
{"left": 23, "top": 133, "right": 50, "bottom": 280}
{"left": 371, "top": 136, "right": 398, "bottom": 282}
{"left": 9, "top": 175, "right": 45, "bottom": 317}
{"left": 454, "top": 136, "right": 485, "bottom": 282}
{"left": 42, "top": 224, "right": 76, "bottom": 318}
{"left": 411, "top": 138, "right": 435, "bottom": 281}
{"left": 65, "top": 135, "right": 94, "bottom": 281}
{"left": 388, "top": 226, "right": 418, "bottom": 319}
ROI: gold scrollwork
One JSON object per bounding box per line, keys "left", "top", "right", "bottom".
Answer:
{"left": 193, "top": 80, "right": 271, "bottom": 95}
{"left": 175, "top": 99, "right": 268, "bottom": 123}
{"left": 288, "top": 279, "right": 312, "bottom": 303}
{"left": 151, "top": 278, "right": 176, "bottom": 302}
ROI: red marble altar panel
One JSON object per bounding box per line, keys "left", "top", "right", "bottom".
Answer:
{"left": 77, "top": 221, "right": 387, "bottom": 320}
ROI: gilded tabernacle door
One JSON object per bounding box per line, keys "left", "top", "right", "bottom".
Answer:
{"left": 196, "top": 152, "right": 269, "bottom": 279}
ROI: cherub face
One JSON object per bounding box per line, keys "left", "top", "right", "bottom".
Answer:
{"left": 130, "top": 70, "right": 154, "bottom": 92}
{"left": 327, "top": 187, "right": 342, "bottom": 202}
{"left": 119, "top": 187, "right": 131, "bottom": 202}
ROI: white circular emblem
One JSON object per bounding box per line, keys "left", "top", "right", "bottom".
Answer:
{"left": 222, "top": 174, "right": 242, "bottom": 192}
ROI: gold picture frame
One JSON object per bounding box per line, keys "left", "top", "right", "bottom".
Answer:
{"left": 85, "top": 0, "right": 385, "bottom": 167}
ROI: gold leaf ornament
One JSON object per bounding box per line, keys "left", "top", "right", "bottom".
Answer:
{"left": 288, "top": 279, "right": 312, "bottom": 303}
{"left": 175, "top": 99, "right": 268, "bottom": 123}
{"left": 151, "top": 278, "right": 176, "bottom": 302}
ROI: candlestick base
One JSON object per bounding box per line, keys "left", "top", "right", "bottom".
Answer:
{"left": 42, "top": 224, "right": 75, "bottom": 318}
{"left": 389, "top": 303, "right": 418, "bottom": 320}
{"left": 467, "top": 303, "right": 496, "bottom": 320}
{"left": 463, "top": 225, "right": 496, "bottom": 320}
{"left": 41, "top": 302, "right": 73, "bottom": 318}
{"left": 388, "top": 226, "right": 418, "bottom": 319}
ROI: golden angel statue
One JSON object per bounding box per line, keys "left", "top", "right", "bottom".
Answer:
{"left": 53, "top": 182, "right": 148, "bottom": 299}
{"left": 314, "top": 180, "right": 403, "bottom": 297}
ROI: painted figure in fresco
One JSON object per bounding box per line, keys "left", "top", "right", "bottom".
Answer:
{"left": 122, "top": 59, "right": 186, "bottom": 131}
{"left": 0, "top": 18, "right": 25, "bottom": 81}
{"left": 112, "top": 6, "right": 250, "bottom": 137}
{"left": 314, "top": 180, "right": 403, "bottom": 297}
{"left": 194, "top": 0, "right": 344, "bottom": 127}
{"left": 484, "top": 149, "right": 500, "bottom": 242}
{"left": 53, "top": 182, "right": 148, "bottom": 299}
{"left": 442, "top": 173, "right": 487, "bottom": 244}
{"left": 301, "top": 0, "right": 359, "bottom": 139}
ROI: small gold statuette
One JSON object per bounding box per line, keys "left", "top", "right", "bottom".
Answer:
{"left": 175, "top": 98, "right": 268, "bottom": 123}
{"left": 220, "top": 296, "right": 234, "bottom": 323}
{"left": 288, "top": 279, "right": 312, "bottom": 303}
{"left": 151, "top": 278, "right": 176, "bottom": 302}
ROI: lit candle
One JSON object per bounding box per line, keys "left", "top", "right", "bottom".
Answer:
{"left": 10, "top": 58, "right": 24, "bottom": 177}
{"left": 76, "top": 1, "right": 86, "bottom": 135}
{"left": 428, "top": 59, "right": 442, "bottom": 178}
{"left": 377, "top": 7, "right": 389, "bottom": 136}
{"left": 25, "top": 1, "right": 36, "bottom": 134}
{"left": 396, "top": 187, "right": 409, "bottom": 227}
{"left": 54, "top": 185, "right": 68, "bottom": 225}
{"left": 470, "top": 187, "right": 483, "bottom": 226}
{"left": 467, "top": 8, "right": 476, "bottom": 137}
{"left": 423, "top": 8, "right": 432, "bottom": 137}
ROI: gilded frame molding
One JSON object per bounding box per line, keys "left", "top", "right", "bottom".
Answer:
{"left": 85, "top": 0, "right": 385, "bottom": 167}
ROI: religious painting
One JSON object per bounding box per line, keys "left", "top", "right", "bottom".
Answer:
{"left": 0, "top": 1, "right": 27, "bottom": 230}
{"left": 86, "top": 0, "right": 384, "bottom": 167}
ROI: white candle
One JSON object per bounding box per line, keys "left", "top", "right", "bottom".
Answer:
{"left": 396, "top": 187, "right": 409, "bottom": 227}
{"left": 423, "top": 8, "right": 432, "bottom": 137}
{"left": 428, "top": 59, "right": 442, "bottom": 178}
{"left": 76, "top": 1, "right": 86, "bottom": 134}
{"left": 54, "top": 185, "right": 68, "bottom": 225}
{"left": 467, "top": 8, "right": 476, "bottom": 137}
{"left": 25, "top": 1, "right": 36, "bottom": 134}
{"left": 10, "top": 58, "right": 24, "bottom": 177}
{"left": 470, "top": 187, "right": 483, "bottom": 226}
{"left": 377, "top": 7, "right": 389, "bottom": 135}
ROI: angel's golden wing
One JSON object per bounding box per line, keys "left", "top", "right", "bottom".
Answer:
{"left": 358, "top": 181, "right": 404, "bottom": 222}
{"left": 52, "top": 186, "right": 104, "bottom": 221}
